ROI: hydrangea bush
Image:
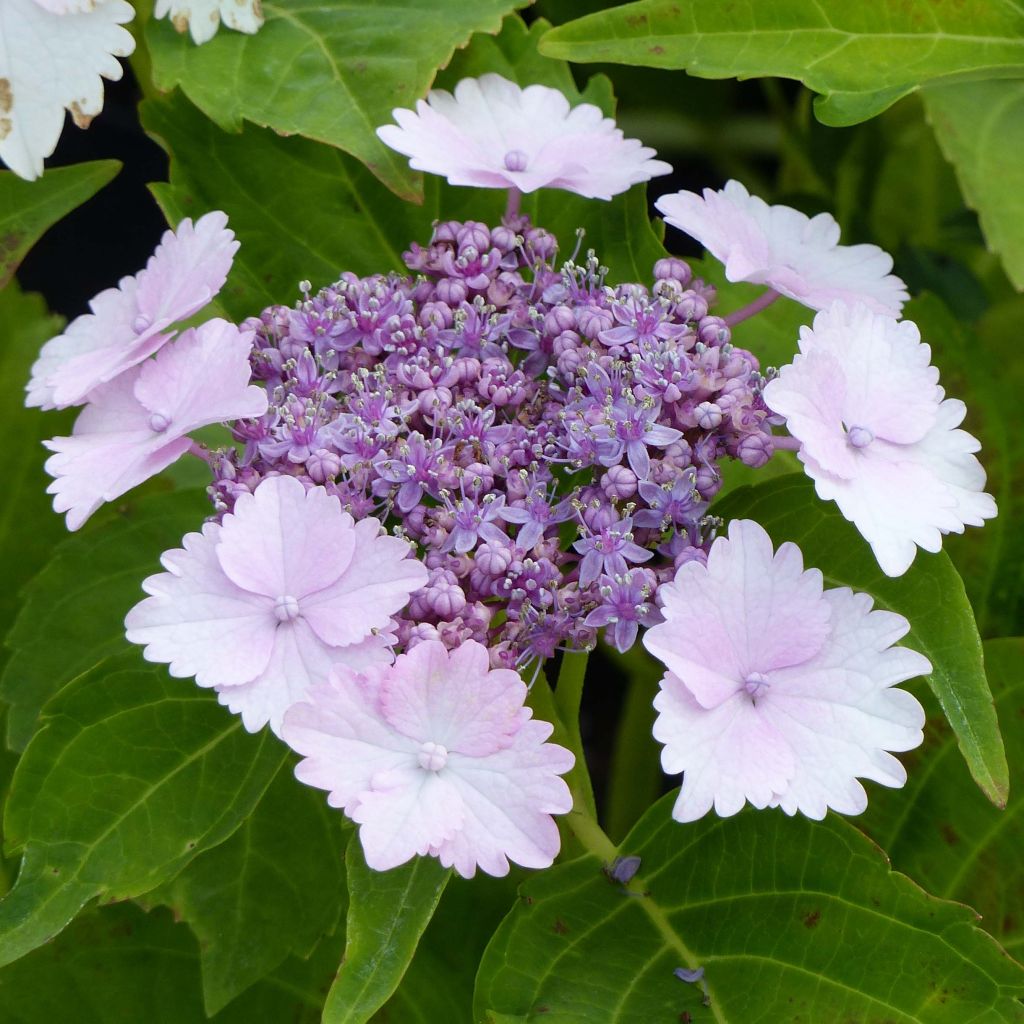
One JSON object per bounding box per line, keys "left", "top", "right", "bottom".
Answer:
{"left": 1, "top": 4, "right": 1023, "bottom": 1022}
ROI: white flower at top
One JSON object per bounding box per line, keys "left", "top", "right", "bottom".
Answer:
{"left": 376, "top": 74, "right": 672, "bottom": 200}
{"left": 0, "top": 0, "right": 134, "bottom": 180}
{"left": 27, "top": 211, "right": 237, "bottom": 410}
{"left": 655, "top": 180, "right": 908, "bottom": 316}
{"left": 153, "top": 0, "right": 264, "bottom": 46}
{"left": 125, "top": 475, "right": 428, "bottom": 736}
{"left": 643, "top": 519, "right": 929, "bottom": 823}
{"left": 282, "top": 639, "right": 574, "bottom": 877}
{"left": 763, "top": 303, "right": 996, "bottom": 577}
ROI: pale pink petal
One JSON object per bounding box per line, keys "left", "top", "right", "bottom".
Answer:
{"left": 377, "top": 639, "right": 527, "bottom": 756}
{"left": 299, "top": 517, "right": 428, "bottom": 646}
{"left": 0, "top": 0, "right": 134, "bottom": 181}
{"left": 135, "top": 212, "right": 237, "bottom": 326}
{"left": 376, "top": 73, "right": 671, "bottom": 200}
{"left": 656, "top": 180, "right": 908, "bottom": 316}
{"left": 643, "top": 520, "right": 830, "bottom": 708}
{"left": 218, "top": 622, "right": 393, "bottom": 736}
{"left": 352, "top": 769, "right": 464, "bottom": 872}
{"left": 124, "top": 522, "right": 275, "bottom": 687}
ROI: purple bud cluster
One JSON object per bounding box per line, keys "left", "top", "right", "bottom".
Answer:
{"left": 210, "top": 215, "right": 776, "bottom": 666}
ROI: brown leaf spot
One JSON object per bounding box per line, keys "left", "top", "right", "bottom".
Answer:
{"left": 624, "top": 13, "right": 648, "bottom": 27}
{"left": 939, "top": 823, "right": 960, "bottom": 846}
{"left": 802, "top": 909, "right": 821, "bottom": 929}
{"left": 552, "top": 917, "right": 569, "bottom": 935}
{"left": 1, "top": 231, "right": 22, "bottom": 254}
{"left": 650, "top": 45, "right": 665, "bottom": 55}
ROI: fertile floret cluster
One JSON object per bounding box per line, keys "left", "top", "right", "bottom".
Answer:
{"left": 209, "top": 214, "right": 778, "bottom": 666}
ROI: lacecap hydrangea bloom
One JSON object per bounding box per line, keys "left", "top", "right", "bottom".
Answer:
{"left": 28, "top": 211, "right": 238, "bottom": 410}
{"left": 644, "top": 519, "right": 930, "bottom": 821}
{"left": 0, "top": 0, "right": 134, "bottom": 180}
{"left": 282, "top": 639, "right": 574, "bottom": 877}
{"left": 763, "top": 303, "right": 996, "bottom": 576}
{"left": 377, "top": 74, "right": 672, "bottom": 200}
{"left": 656, "top": 180, "right": 908, "bottom": 317}
{"left": 126, "top": 474, "right": 428, "bottom": 735}
{"left": 153, "top": 0, "right": 263, "bottom": 45}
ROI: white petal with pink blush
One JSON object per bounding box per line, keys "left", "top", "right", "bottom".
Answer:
{"left": 0, "top": 0, "right": 134, "bottom": 181}
{"left": 655, "top": 180, "right": 908, "bottom": 316}
{"left": 44, "top": 319, "right": 266, "bottom": 530}
{"left": 282, "top": 640, "right": 575, "bottom": 878}
{"left": 376, "top": 74, "right": 671, "bottom": 200}
{"left": 643, "top": 519, "right": 929, "bottom": 822}
{"left": 125, "top": 475, "right": 427, "bottom": 735}
{"left": 27, "top": 212, "right": 238, "bottom": 410}
{"left": 763, "top": 303, "right": 996, "bottom": 576}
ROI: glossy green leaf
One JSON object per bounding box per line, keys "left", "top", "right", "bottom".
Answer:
{"left": 860, "top": 638, "right": 1024, "bottom": 957}
{"left": 0, "top": 651, "right": 285, "bottom": 968}
{"left": 149, "top": 763, "right": 347, "bottom": 1014}
{"left": 540, "top": 0, "right": 1024, "bottom": 127}
{"left": 0, "top": 901, "right": 342, "bottom": 1022}
{"left": 0, "top": 162, "right": 119, "bottom": 288}
{"left": 0, "top": 286, "right": 71, "bottom": 672}
{"left": 323, "top": 843, "right": 450, "bottom": 1024}
{"left": 0, "top": 487, "right": 210, "bottom": 750}
{"left": 901, "top": 293, "right": 1024, "bottom": 638}
{"left": 714, "top": 475, "right": 1008, "bottom": 807}
{"left": 145, "top": 0, "right": 525, "bottom": 200}
{"left": 475, "top": 800, "right": 1024, "bottom": 1022}
{"left": 924, "top": 79, "right": 1024, "bottom": 289}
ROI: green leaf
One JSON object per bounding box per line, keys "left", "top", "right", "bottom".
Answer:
{"left": 145, "top": 0, "right": 526, "bottom": 200}
{"left": 323, "top": 843, "right": 450, "bottom": 1024}
{"left": 714, "top": 475, "right": 1008, "bottom": 807}
{"left": 0, "top": 901, "right": 342, "bottom": 1022}
{"left": 0, "top": 286, "right": 72, "bottom": 672}
{"left": 860, "top": 638, "right": 1024, "bottom": 957}
{"left": 475, "top": 801, "right": 1024, "bottom": 1022}
{"left": 148, "top": 763, "right": 347, "bottom": 1014}
{"left": 539, "top": 0, "right": 1024, "bottom": 127}
{"left": 901, "top": 293, "right": 1024, "bottom": 638}
{"left": 0, "top": 651, "right": 285, "bottom": 968}
{"left": 0, "top": 487, "right": 210, "bottom": 750}
{"left": 0, "top": 162, "right": 120, "bottom": 287}
{"left": 923, "top": 79, "right": 1024, "bottom": 289}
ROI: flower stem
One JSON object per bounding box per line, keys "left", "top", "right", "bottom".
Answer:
{"left": 504, "top": 186, "right": 522, "bottom": 221}
{"left": 723, "top": 288, "right": 780, "bottom": 326}
{"left": 188, "top": 441, "right": 215, "bottom": 465}
{"left": 772, "top": 433, "right": 801, "bottom": 451}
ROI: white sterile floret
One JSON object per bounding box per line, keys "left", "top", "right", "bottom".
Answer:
{"left": 376, "top": 73, "right": 671, "bottom": 200}
{"left": 655, "top": 179, "right": 908, "bottom": 316}
{"left": 763, "top": 303, "right": 997, "bottom": 576}
{"left": 153, "top": 0, "right": 264, "bottom": 45}
{"left": 0, "top": 0, "right": 134, "bottom": 180}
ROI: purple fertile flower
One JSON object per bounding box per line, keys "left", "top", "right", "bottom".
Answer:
{"left": 498, "top": 475, "right": 575, "bottom": 550}
{"left": 584, "top": 568, "right": 661, "bottom": 653}
{"left": 634, "top": 468, "right": 706, "bottom": 529}
{"left": 573, "top": 515, "right": 652, "bottom": 586}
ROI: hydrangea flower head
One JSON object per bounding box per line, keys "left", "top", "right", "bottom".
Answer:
{"left": 27, "top": 211, "right": 237, "bottom": 410}
{"left": 125, "top": 474, "right": 428, "bottom": 735}
{"left": 376, "top": 74, "right": 672, "bottom": 200}
{"left": 282, "top": 639, "right": 574, "bottom": 877}
{"left": 153, "top": 0, "right": 263, "bottom": 45}
{"left": 0, "top": 0, "right": 134, "bottom": 180}
{"left": 763, "top": 303, "right": 996, "bottom": 576}
{"left": 643, "top": 519, "right": 929, "bottom": 822}
{"left": 44, "top": 319, "right": 266, "bottom": 529}
{"left": 655, "top": 180, "right": 908, "bottom": 316}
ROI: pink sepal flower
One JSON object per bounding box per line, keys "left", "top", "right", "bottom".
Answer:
{"left": 643, "top": 519, "right": 929, "bottom": 822}
{"left": 763, "top": 303, "right": 996, "bottom": 576}
{"left": 377, "top": 74, "right": 671, "bottom": 200}
{"left": 655, "top": 180, "right": 908, "bottom": 316}
{"left": 44, "top": 318, "right": 266, "bottom": 530}
{"left": 282, "top": 640, "right": 575, "bottom": 878}
{"left": 27, "top": 211, "right": 237, "bottom": 409}
{"left": 125, "top": 475, "right": 428, "bottom": 735}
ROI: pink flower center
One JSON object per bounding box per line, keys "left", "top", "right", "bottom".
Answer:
{"left": 846, "top": 425, "right": 874, "bottom": 449}
{"left": 273, "top": 594, "right": 301, "bottom": 622}
{"left": 743, "top": 671, "right": 770, "bottom": 701}
{"left": 503, "top": 149, "right": 528, "bottom": 172}
{"left": 147, "top": 412, "right": 171, "bottom": 433}
{"left": 417, "top": 741, "right": 449, "bottom": 772}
